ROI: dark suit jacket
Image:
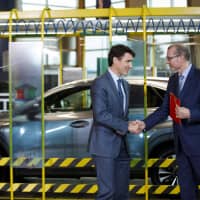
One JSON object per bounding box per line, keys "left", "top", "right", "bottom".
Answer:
{"left": 88, "top": 70, "right": 130, "bottom": 158}
{"left": 144, "top": 65, "right": 200, "bottom": 156}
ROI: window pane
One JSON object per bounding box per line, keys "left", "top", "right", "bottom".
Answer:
{"left": 21, "top": 0, "right": 78, "bottom": 10}
{"left": 85, "top": 36, "right": 110, "bottom": 50}
{"left": 148, "top": 0, "right": 187, "bottom": 7}
{"left": 48, "top": 0, "right": 77, "bottom": 7}
{"left": 174, "top": 0, "right": 187, "bottom": 6}
{"left": 22, "top": 0, "right": 45, "bottom": 3}
{"left": 129, "top": 85, "right": 165, "bottom": 108}
{"left": 49, "top": 89, "right": 91, "bottom": 112}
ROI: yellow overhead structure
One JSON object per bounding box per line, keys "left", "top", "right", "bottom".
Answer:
{"left": 1, "top": 7, "right": 200, "bottom": 37}
{"left": 0, "top": 7, "right": 200, "bottom": 19}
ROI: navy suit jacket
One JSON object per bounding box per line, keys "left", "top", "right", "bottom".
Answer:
{"left": 144, "top": 65, "right": 200, "bottom": 156}
{"left": 88, "top": 70, "right": 130, "bottom": 158}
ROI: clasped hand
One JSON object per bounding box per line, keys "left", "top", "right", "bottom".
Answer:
{"left": 128, "top": 120, "right": 146, "bottom": 134}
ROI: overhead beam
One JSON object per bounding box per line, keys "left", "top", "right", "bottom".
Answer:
{"left": 0, "top": 7, "right": 200, "bottom": 20}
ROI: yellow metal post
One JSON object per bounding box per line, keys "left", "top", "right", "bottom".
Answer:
{"left": 40, "top": 7, "right": 51, "bottom": 200}
{"left": 142, "top": 5, "right": 149, "bottom": 200}
{"left": 59, "top": 36, "right": 63, "bottom": 85}
{"left": 8, "top": 8, "right": 19, "bottom": 200}
{"left": 109, "top": 7, "right": 113, "bottom": 46}
{"left": 81, "top": 36, "right": 86, "bottom": 79}
{"left": 152, "top": 36, "right": 156, "bottom": 76}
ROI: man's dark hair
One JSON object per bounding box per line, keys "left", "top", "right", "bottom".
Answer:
{"left": 108, "top": 44, "right": 135, "bottom": 66}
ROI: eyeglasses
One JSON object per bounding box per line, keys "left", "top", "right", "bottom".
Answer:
{"left": 166, "top": 55, "right": 180, "bottom": 61}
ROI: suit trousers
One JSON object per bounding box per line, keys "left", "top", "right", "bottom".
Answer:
{"left": 93, "top": 139, "right": 130, "bottom": 200}
{"left": 176, "top": 143, "right": 200, "bottom": 200}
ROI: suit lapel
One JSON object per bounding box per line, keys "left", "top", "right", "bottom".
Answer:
{"left": 105, "top": 71, "right": 128, "bottom": 115}
{"left": 169, "top": 73, "right": 179, "bottom": 97}
{"left": 179, "top": 66, "right": 194, "bottom": 99}
{"left": 105, "top": 71, "right": 120, "bottom": 99}
{"left": 175, "top": 73, "right": 179, "bottom": 97}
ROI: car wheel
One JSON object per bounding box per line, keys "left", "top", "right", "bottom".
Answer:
{"left": 150, "top": 147, "right": 178, "bottom": 185}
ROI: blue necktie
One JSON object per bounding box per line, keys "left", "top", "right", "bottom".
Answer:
{"left": 179, "top": 75, "right": 184, "bottom": 93}
{"left": 117, "top": 79, "right": 124, "bottom": 107}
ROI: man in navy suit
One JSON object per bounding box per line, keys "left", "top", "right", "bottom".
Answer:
{"left": 135, "top": 44, "right": 200, "bottom": 200}
{"left": 88, "top": 44, "right": 136, "bottom": 200}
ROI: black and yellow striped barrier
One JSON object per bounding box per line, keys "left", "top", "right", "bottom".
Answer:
{"left": 0, "top": 157, "right": 176, "bottom": 168}
{"left": 0, "top": 157, "right": 178, "bottom": 196}
{"left": 0, "top": 183, "right": 185, "bottom": 195}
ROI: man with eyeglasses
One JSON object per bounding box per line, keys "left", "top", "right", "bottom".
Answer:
{"left": 134, "top": 43, "right": 200, "bottom": 200}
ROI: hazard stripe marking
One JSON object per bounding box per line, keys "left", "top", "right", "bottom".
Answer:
{"left": 76, "top": 158, "right": 93, "bottom": 167}
{"left": 7, "top": 183, "right": 21, "bottom": 192}
{"left": 54, "top": 184, "right": 70, "bottom": 193}
{"left": 153, "top": 185, "right": 168, "bottom": 194}
{"left": 0, "top": 157, "right": 178, "bottom": 168}
{"left": 27, "top": 158, "right": 42, "bottom": 167}
{"left": 160, "top": 158, "right": 175, "bottom": 168}
{"left": 13, "top": 157, "right": 26, "bottom": 167}
{"left": 146, "top": 159, "right": 158, "bottom": 168}
{"left": 130, "top": 158, "right": 142, "bottom": 168}
{"left": 71, "top": 184, "right": 86, "bottom": 193}
{"left": 0, "top": 157, "right": 10, "bottom": 166}
{"left": 60, "top": 158, "right": 76, "bottom": 167}
{"left": 86, "top": 184, "right": 98, "bottom": 194}
{"left": 45, "top": 157, "right": 59, "bottom": 167}
{"left": 0, "top": 183, "right": 193, "bottom": 195}
{"left": 38, "top": 183, "right": 54, "bottom": 192}
{"left": 22, "top": 183, "right": 38, "bottom": 192}
{"left": 169, "top": 185, "right": 180, "bottom": 194}
{"left": 136, "top": 185, "right": 152, "bottom": 195}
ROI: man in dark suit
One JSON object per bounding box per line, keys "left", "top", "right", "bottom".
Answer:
{"left": 135, "top": 43, "right": 200, "bottom": 200}
{"left": 88, "top": 44, "right": 136, "bottom": 200}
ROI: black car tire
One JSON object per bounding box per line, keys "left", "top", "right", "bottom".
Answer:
{"left": 150, "top": 146, "right": 178, "bottom": 185}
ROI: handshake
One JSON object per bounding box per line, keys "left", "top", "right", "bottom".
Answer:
{"left": 128, "top": 120, "right": 146, "bottom": 134}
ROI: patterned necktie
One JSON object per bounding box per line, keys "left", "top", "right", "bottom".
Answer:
{"left": 117, "top": 79, "right": 124, "bottom": 107}
{"left": 179, "top": 74, "right": 184, "bottom": 93}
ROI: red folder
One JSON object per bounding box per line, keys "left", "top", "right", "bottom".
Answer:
{"left": 169, "top": 92, "right": 181, "bottom": 124}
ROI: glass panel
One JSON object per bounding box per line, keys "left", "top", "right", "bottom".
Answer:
{"left": 9, "top": 42, "right": 43, "bottom": 182}
{"left": 85, "top": 36, "right": 110, "bottom": 50}
{"left": 22, "top": 0, "right": 78, "bottom": 10}
{"left": 62, "top": 51, "right": 76, "bottom": 66}
{"left": 148, "top": 0, "right": 187, "bottom": 7}
{"left": 22, "top": 4, "right": 46, "bottom": 10}
{"left": 174, "top": 0, "right": 187, "bottom": 6}
{"left": 85, "top": 36, "right": 127, "bottom": 77}
{"left": 85, "top": 1, "right": 95, "bottom": 8}
{"left": 149, "top": 34, "right": 188, "bottom": 77}
{"left": 22, "top": 0, "right": 45, "bottom": 3}
{"left": 48, "top": 0, "right": 78, "bottom": 7}
{"left": 112, "top": 40, "right": 144, "bottom": 76}
{"left": 86, "top": 50, "right": 108, "bottom": 78}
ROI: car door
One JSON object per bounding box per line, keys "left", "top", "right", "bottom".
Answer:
{"left": 45, "top": 86, "right": 93, "bottom": 158}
